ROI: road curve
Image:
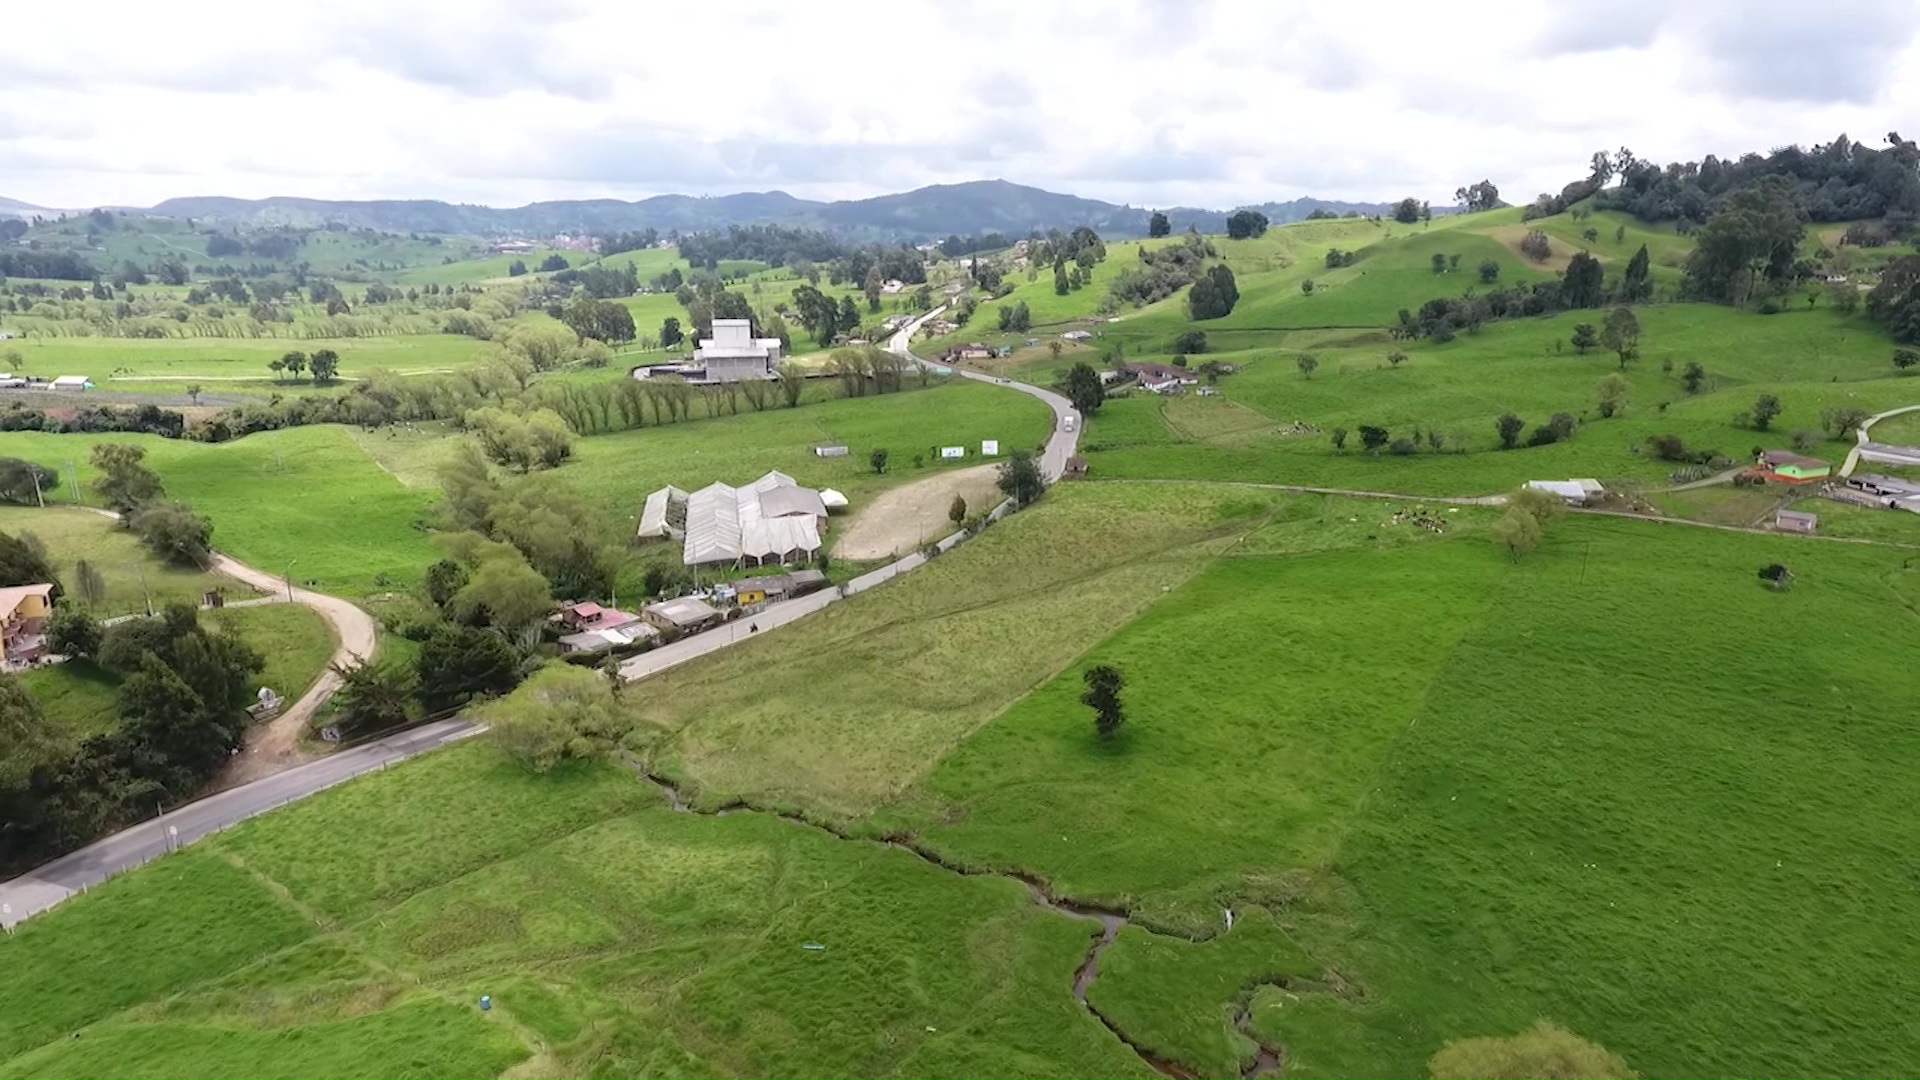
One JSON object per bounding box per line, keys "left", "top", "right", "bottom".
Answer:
{"left": 4, "top": 307, "right": 1082, "bottom": 929}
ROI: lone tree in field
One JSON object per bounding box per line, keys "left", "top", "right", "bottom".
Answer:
{"left": 1570, "top": 323, "right": 1598, "bottom": 354}
{"left": 1492, "top": 507, "right": 1542, "bottom": 559}
{"left": 1478, "top": 259, "right": 1500, "bottom": 284}
{"left": 1599, "top": 307, "right": 1641, "bottom": 370}
{"left": 1296, "top": 354, "right": 1319, "bottom": 379}
{"left": 1749, "top": 392, "right": 1783, "bottom": 431}
{"left": 185, "top": 383, "right": 203, "bottom": 405}
{"left": 869, "top": 448, "right": 889, "bottom": 475}
{"left": 1358, "top": 425, "right": 1389, "bottom": 453}
{"left": 1081, "top": 664, "right": 1126, "bottom": 739}
{"left": 1759, "top": 563, "right": 1794, "bottom": 590}
{"left": 948, "top": 494, "right": 967, "bottom": 525}
{"left": 997, "top": 449, "right": 1045, "bottom": 506}
{"left": 1681, "top": 361, "right": 1707, "bottom": 394}
{"left": 1148, "top": 211, "right": 1171, "bottom": 238}
{"left": 1495, "top": 413, "right": 1526, "bottom": 450}
{"left": 1595, "top": 373, "right": 1630, "bottom": 418}
{"left": 309, "top": 348, "right": 340, "bottom": 384}
{"left": 1895, "top": 348, "right": 1920, "bottom": 372}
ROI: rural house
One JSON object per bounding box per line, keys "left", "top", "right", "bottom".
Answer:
{"left": 0, "top": 583, "right": 55, "bottom": 666}
{"left": 1773, "top": 509, "right": 1818, "bottom": 533}
{"left": 1758, "top": 450, "right": 1830, "bottom": 482}
{"left": 642, "top": 596, "right": 722, "bottom": 634}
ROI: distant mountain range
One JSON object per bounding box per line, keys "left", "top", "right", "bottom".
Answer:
{"left": 2, "top": 181, "right": 1400, "bottom": 239}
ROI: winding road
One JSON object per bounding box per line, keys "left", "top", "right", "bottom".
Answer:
{"left": 3, "top": 306, "right": 1080, "bottom": 929}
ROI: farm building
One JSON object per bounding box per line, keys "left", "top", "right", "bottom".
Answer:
{"left": 648, "top": 470, "right": 829, "bottom": 567}
{"left": 636, "top": 485, "right": 688, "bottom": 540}
{"left": 819, "top": 489, "right": 849, "bottom": 510}
{"left": 1063, "top": 456, "right": 1089, "bottom": 477}
{"left": 48, "top": 375, "right": 92, "bottom": 391}
{"left": 1061, "top": 330, "right": 1093, "bottom": 341}
{"left": 813, "top": 443, "right": 849, "bottom": 458}
{"left": 753, "top": 570, "right": 828, "bottom": 600}
{"left": 642, "top": 596, "right": 722, "bottom": 633}
{"left": 1123, "top": 362, "right": 1198, "bottom": 386}
{"left": 1773, "top": 509, "right": 1818, "bottom": 534}
{"left": 1525, "top": 479, "right": 1605, "bottom": 505}
{"left": 1758, "top": 450, "right": 1830, "bottom": 481}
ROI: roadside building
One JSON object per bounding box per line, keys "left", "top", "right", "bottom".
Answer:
{"left": 1063, "top": 455, "right": 1089, "bottom": 477}
{"left": 1525, "top": 479, "right": 1605, "bottom": 506}
{"left": 642, "top": 596, "right": 722, "bottom": 634}
{"left": 1773, "top": 509, "right": 1818, "bottom": 534}
{"left": 48, "top": 375, "right": 92, "bottom": 391}
{"left": 1758, "top": 450, "right": 1830, "bottom": 482}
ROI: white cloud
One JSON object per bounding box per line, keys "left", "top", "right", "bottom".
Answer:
{"left": 3, "top": 0, "right": 1918, "bottom": 210}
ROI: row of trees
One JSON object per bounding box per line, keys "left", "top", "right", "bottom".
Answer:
{"left": 1396, "top": 250, "right": 1653, "bottom": 341}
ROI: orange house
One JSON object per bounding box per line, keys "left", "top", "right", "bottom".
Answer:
{"left": 0, "top": 583, "right": 55, "bottom": 664}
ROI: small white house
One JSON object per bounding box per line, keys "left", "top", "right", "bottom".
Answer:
{"left": 1526, "top": 479, "right": 1604, "bottom": 505}
{"left": 49, "top": 375, "right": 92, "bottom": 391}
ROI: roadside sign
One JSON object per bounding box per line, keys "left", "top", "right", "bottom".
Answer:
{"left": 981, "top": 440, "right": 999, "bottom": 456}
{"left": 940, "top": 446, "right": 965, "bottom": 459}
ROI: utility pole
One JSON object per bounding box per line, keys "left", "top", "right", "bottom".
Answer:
{"left": 65, "top": 460, "right": 79, "bottom": 504}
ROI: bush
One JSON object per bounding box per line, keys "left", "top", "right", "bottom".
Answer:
{"left": 1428, "top": 1020, "right": 1636, "bottom": 1079}
{"left": 1646, "top": 433, "right": 1689, "bottom": 461}
{"left": 1172, "top": 330, "right": 1208, "bottom": 354}
{"left": 46, "top": 607, "right": 102, "bottom": 658}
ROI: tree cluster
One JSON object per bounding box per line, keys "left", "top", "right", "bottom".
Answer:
{"left": 1454, "top": 180, "right": 1502, "bottom": 212}
{"left": 1187, "top": 265, "right": 1241, "bottom": 321}
{"left": 1587, "top": 133, "right": 1920, "bottom": 226}
{"left": 1106, "top": 233, "right": 1216, "bottom": 308}
{"left": 0, "top": 603, "right": 265, "bottom": 873}
{"left": 1226, "top": 210, "right": 1270, "bottom": 240}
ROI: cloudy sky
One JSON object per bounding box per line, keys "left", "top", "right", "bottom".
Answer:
{"left": 6, "top": 0, "right": 1919, "bottom": 210}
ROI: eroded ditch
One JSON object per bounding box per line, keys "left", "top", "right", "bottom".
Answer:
{"left": 624, "top": 758, "right": 1287, "bottom": 1079}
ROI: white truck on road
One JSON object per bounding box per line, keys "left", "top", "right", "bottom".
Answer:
{"left": 1062, "top": 411, "right": 1078, "bottom": 433}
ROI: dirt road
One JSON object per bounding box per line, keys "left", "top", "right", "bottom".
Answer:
{"left": 206, "top": 553, "right": 377, "bottom": 785}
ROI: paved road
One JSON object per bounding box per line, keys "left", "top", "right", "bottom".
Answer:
{"left": 0, "top": 719, "right": 480, "bottom": 928}
{"left": 1841, "top": 404, "right": 1920, "bottom": 476}
{"left": 3, "top": 305, "right": 1083, "bottom": 930}
{"left": 890, "top": 308, "right": 1081, "bottom": 480}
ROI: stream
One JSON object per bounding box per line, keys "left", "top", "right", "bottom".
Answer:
{"left": 624, "top": 759, "right": 1285, "bottom": 1079}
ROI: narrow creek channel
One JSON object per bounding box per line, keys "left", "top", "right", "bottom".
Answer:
{"left": 625, "top": 760, "right": 1284, "bottom": 1079}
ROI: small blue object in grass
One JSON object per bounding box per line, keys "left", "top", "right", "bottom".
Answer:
{"left": 802, "top": 942, "right": 826, "bottom": 951}
{"left": 479, "top": 995, "right": 492, "bottom": 1011}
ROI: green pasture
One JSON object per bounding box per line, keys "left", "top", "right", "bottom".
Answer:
{"left": 0, "top": 505, "right": 243, "bottom": 616}
{"left": 9, "top": 485, "right": 1920, "bottom": 1075}
{"left": 1080, "top": 302, "right": 1916, "bottom": 495}
{"left": 0, "top": 334, "right": 490, "bottom": 387}
{"left": 0, "top": 426, "right": 440, "bottom": 595}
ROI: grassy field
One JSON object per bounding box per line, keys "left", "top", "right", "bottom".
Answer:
{"left": 19, "top": 601, "right": 333, "bottom": 740}
{"left": 6, "top": 482, "right": 1920, "bottom": 1075}
{"left": 1078, "top": 302, "right": 1913, "bottom": 495}
{"left": 0, "top": 744, "right": 1147, "bottom": 1079}
{"left": 3, "top": 334, "right": 490, "bottom": 387}
{"left": 0, "top": 426, "right": 440, "bottom": 595}
{"left": 0, "top": 505, "right": 244, "bottom": 616}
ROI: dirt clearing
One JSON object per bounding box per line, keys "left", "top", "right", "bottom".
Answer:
{"left": 834, "top": 464, "right": 1004, "bottom": 560}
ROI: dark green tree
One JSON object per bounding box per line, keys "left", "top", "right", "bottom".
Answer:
{"left": 331, "top": 658, "right": 414, "bottom": 737}
{"left": 1064, "top": 362, "right": 1106, "bottom": 416}
{"left": 1081, "top": 664, "right": 1126, "bottom": 739}
{"left": 1392, "top": 198, "right": 1421, "bottom": 224}
{"left": 1495, "top": 413, "right": 1526, "bottom": 449}
{"left": 415, "top": 624, "right": 521, "bottom": 712}
{"left": 1681, "top": 176, "right": 1807, "bottom": 305}
{"left": 660, "top": 316, "right": 684, "bottom": 349}
{"left": 1359, "top": 425, "right": 1390, "bottom": 452}
{"left": 1750, "top": 393, "right": 1783, "bottom": 431}
{"left": 1148, "top": 211, "right": 1171, "bottom": 238}
{"left": 996, "top": 450, "right": 1045, "bottom": 505}
{"left": 869, "top": 447, "right": 889, "bottom": 474}
{"left": 1618, "top": 244, "right": 1653, "bottom": 302}
{"left": 308, "top": 348, "right": 340, "bottom": 384}
{"left": 1478, "top": 259, "right": 1499, "bottom": 284}
{"left": 1570, "top": 323, "right": 1599, "bottom": 354}
{"left": 1561, "top": 251, "right": 1606, "bottom": 307}
{"left": 46, "top": 608, "right": 101, "bottom": 658}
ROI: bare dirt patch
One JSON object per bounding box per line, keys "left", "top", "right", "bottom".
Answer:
{"left": 1487, "top": 224, "right": 1573, "bottom": 272}
{"left": 833, "top": 464, "right": 1004, "bottom": 560}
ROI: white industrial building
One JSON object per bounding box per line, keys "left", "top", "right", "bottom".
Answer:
{"left": 630, "top": 319, "right": 782, "bottom": 384}
{"left": 640, "top": 470, "right": 830, "bottom": 567}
